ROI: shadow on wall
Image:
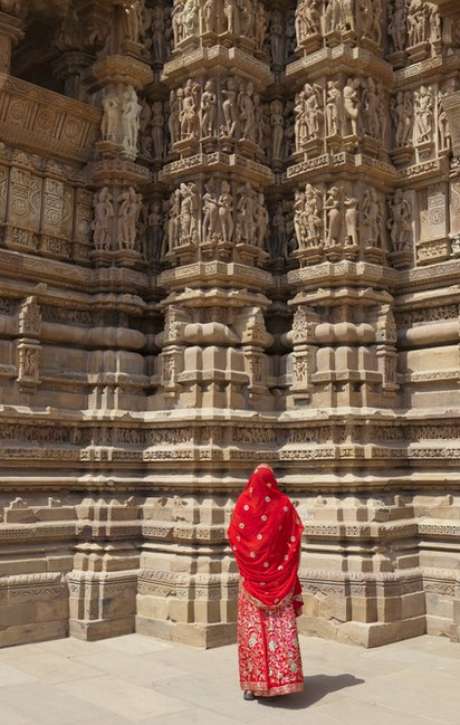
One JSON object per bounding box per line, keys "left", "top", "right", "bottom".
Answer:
{"left": 257, "top": 673, "right": 364, "bottom": 710}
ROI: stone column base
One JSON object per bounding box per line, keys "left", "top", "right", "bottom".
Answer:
{"left": 298, "top": 614, "right": 426, "bottom": 648}
{"left": 135, "top": 615, "right": 237, "bottom": 649}
{"left": 69, "top": 616, "right": 135, "bottom": 642}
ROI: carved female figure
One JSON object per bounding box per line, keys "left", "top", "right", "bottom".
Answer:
{"left": 168, "top": 189, "right": 181, "bottom": 250}
{"left": 343, "top": 78, "right": 360, "bottom": 136}
{"left": 224, "top": 0, "right": 239, "bottom": 35}
{"left": 93, "top": 188, "right": 114, "bottom": 250}
{"left": 118, "top": 187, "right": 141, "bottom": 250}
{"left": 202, "top": 183, "right": 220, "bottom": 240}
{"left": 180, "top": 80, "right": 200, "bottom": 140}
{"left": 219, "top": 180, "right": 234, "bottom": 243}
{"left": 239, "top": 81, "right": 256, "bottom": 142}
{"left": 360, "top": 188, "right": 382, "bottom": 247}
{"left": 172, "top": 0, "right": 184, "bottom": 46}
{"left": 294, "top": 90, "right": 307, "bottom": 151}
{"left": 202, "top": 0, "right": 217, "bottom": 33}
{"left": 414, "top": 85, "right": 433, "bottom": 144}
{"left": 389, "top": 0, "right": 406, "bottom": 52}
{"left": 121, "top": 87, "right": 141, "bottom": 157}
{"left": 200, "top": 80, "right": 217, "bottom": 138}
{"left": 326, "top": 80, "right": 342, "bottom": 136}
{"left": 344, "top": 196, "right": 359, "bottom": 246}
{"left": 270, "top": 9, "right": 283, "bottom": 66}
{"left": 180, "top": 182, "right": 199, "bottom": 243}
{"left": 123, "top": 0, "right": 144, "bottom": 44}
{"left": 255, "top": 2, "right": 268, "bottom": 50}
{"left": 294, "top": 190, "right": 307, "bottom": 247}
{"left": 389, "top": 190, "right": 412, "bottom": 252}
{"left": 151, "top": 5, "right": 166, "bottom": 62}
{"left": 270, "top": 100, "right": 284, "bottom": 160}
{"left": 181, "top": 0, "right": 199, "bottom": 37}
{"left": 305, "top": 184, "right": 323, "bottom": 242}
{"left": 325, "top": 186, "right": 342, "bottom": 246}
{"left": 221, "top": 78, "right": 239, "bottom": 137}
{"left": 101, "top": 88, "right": 120, "bottom": 143}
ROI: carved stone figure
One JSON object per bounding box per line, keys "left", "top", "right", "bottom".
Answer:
{"left": 326, "top": 80, "right": 342, "bottom": 136}
{"left": 168, "top": 90, "right": 180, "bottom": 145}
{"left": 239, "top": 81, "right": 256, "bottom": 143}
{"left": 269, "top": 9, "right": 284, "bottom": 66}
{"left": 221, "top": 78, "right": 239, "bottom": 137}
{"left": 121, "top": 87, "right": 141, "bottom": 158}
{"left": 202, "top": 183, "right": 219, "bottom": 241}
{"left": 361, "top": 188, "right": 384, "bottom": 248}
{"left": 255, "top": 2, "right": 268, "bottom": 51}
{"left": 407, "top": 0, "right": 428, "bottom": 47}
{"left": 101, "top": 88, "right": 120, "bottom": 143}
{"left": 180, "top": 79, "right": 200, "bottom": 140}
{"left": 219, "top": 181, "right": 234, "bottom": 243}
{"left": 343, "top": 78, "right": 361, "bottom": 136}
{"left": 389, "top": 0, "right": 406, "bottom": 52}
{"left": 202, "top": 0, "right": 217, "bottom": 33}
{"left": 151, "top": 5, "right": 166, "bottom": 62}
{"left": 344, "top": 195, "right": 359, "bottom": 246}
{"left": 325, "top": 185, "right": 342, "bottom": 246}
{"left": 200, "top": 80, "right": 217, "bottom": 138}
{"left": 389, "top": 190, "right": 412, "bottom": 252}
{"left": 414, "top": 85, "right": 434, "bottom": 145}
{"left": 179, "top": 182, "right": 199, "bottom": 243}
{"left": 93, "top": 188, "right": 114, "bottom": 251}
{"left": 224, "top": 0, "right": 239, "bottom": 35}
{"left": 270, "top": 100, "right": 284, "bottom": 160}
{"left": 122, "top": 0, "right": 144, "bottom": 44}
{"left": 118, "top": 187, "right": 142, "bottom": 250}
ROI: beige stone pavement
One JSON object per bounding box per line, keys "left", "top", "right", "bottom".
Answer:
{"left": 0, "top": 632, "right": 458, "bottom": 724}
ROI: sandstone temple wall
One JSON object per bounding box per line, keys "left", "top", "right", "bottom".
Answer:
{"left": 1, "top": 0, "right": 460, "bottom": 649}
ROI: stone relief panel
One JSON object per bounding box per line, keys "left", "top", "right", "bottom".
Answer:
{"left": 291, "top": 181, "right": 387, "bottom": 265}
{"left": 0, "top": 148, "right": 92, "bottom": 262}
{"left": 163, "top": 179, "right": 269, "bottom": 265}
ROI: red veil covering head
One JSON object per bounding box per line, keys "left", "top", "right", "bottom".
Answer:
{"left": 227, "top": 465, "right": 304, "bottom": 616}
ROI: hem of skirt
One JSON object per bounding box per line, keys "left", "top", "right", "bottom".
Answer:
{"left": 240, "top": 681, "right": 304, "bottom": 697}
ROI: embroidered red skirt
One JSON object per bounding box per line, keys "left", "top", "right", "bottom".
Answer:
{"left": 237, "top": 587, "right": 304, "bottom": 697}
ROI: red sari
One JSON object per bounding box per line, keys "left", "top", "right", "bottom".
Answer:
{"left": 227, "top": 465, "right": 304, "bottom": 697}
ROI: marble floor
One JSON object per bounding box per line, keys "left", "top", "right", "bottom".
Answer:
{"left": 0, "top": 631, "right": 458, "bottom": 724}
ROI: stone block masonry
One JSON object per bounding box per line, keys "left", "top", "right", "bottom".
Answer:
{"left": 1, "top": 0, "right": 460, "bottom": 650}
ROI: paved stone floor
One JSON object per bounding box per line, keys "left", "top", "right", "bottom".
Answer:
{"left": 0, "top": 632, "right": 458, "bottom": 724}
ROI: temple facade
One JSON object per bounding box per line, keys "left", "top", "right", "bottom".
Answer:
{"left": 1, "top": 0, "right": 460, "bottom": 649}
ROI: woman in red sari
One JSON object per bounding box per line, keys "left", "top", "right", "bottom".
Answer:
{"left": 227, "top": 464, "right": 304, "bottom": 700}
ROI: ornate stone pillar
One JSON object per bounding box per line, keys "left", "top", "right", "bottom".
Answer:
{"left": 136, "top": 0, "right": 276, "bottom": 646}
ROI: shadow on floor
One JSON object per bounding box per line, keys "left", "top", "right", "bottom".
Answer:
{"left": 256, "top": 673, "right": 365, "bottom": 709}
